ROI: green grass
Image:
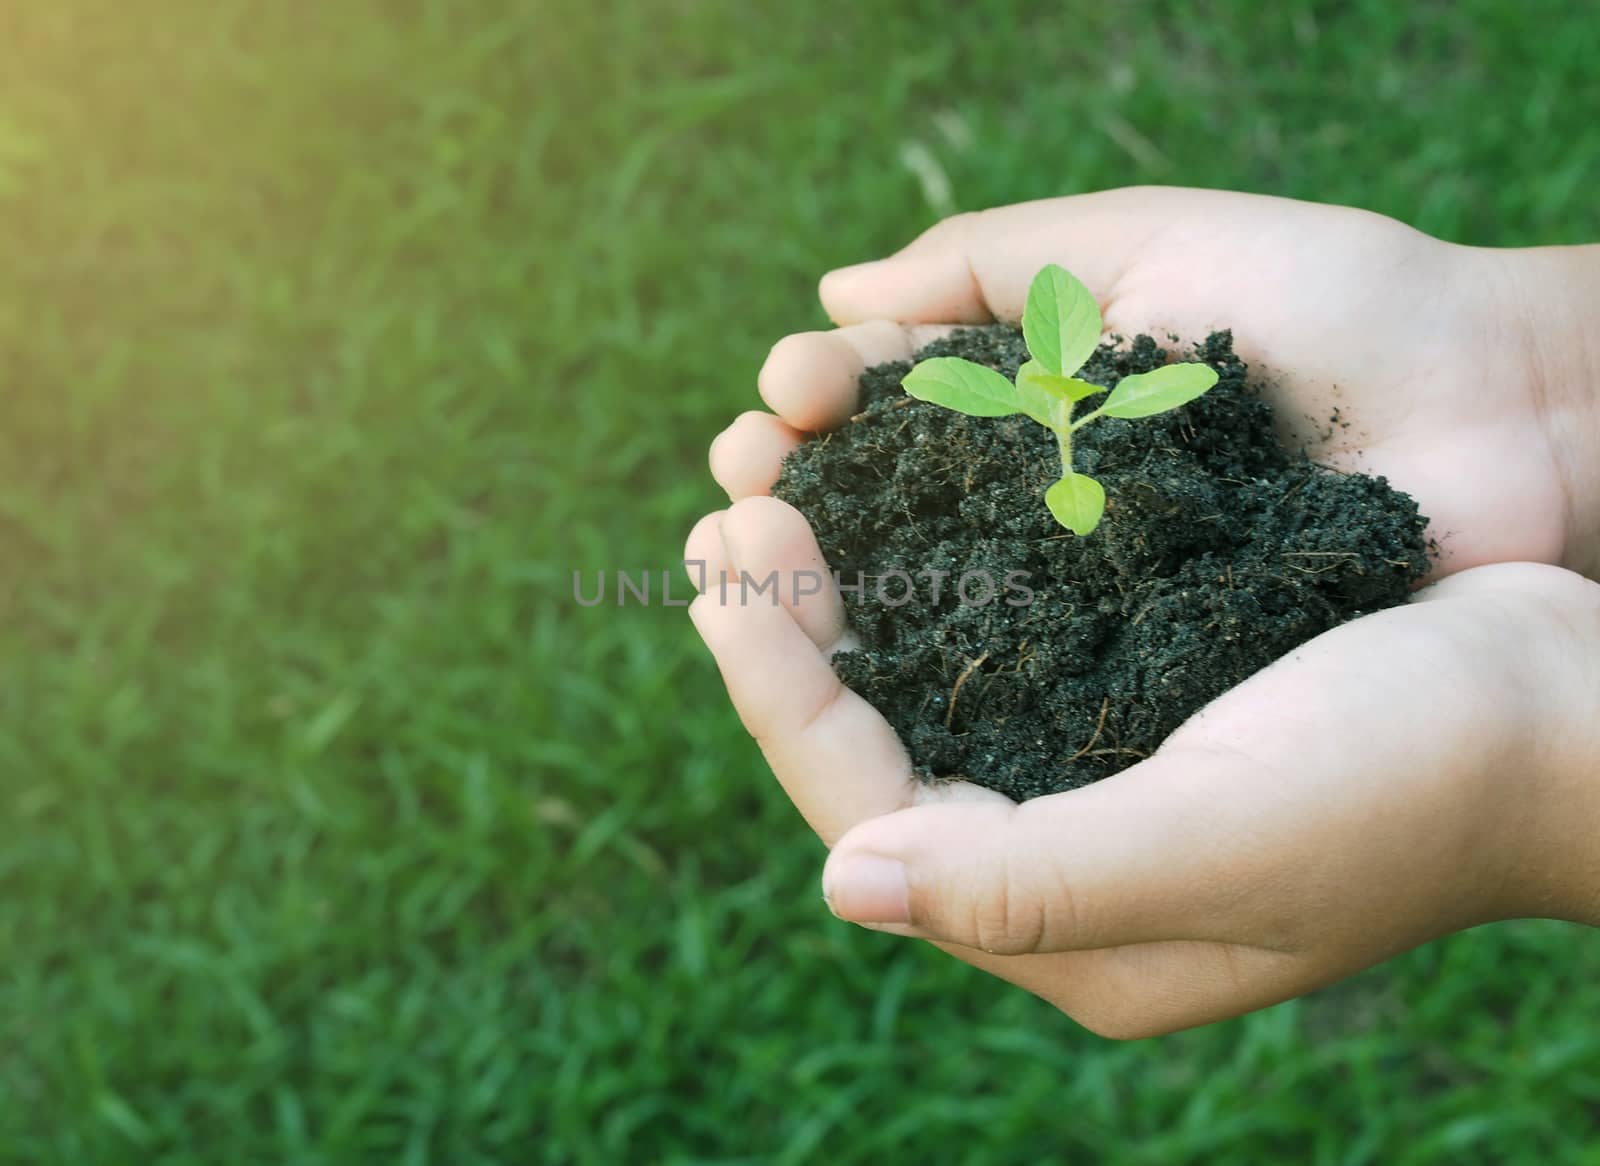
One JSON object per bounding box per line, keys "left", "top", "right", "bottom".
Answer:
{"left": 2, "top": 1, "right": 1600, "bottom": 1161}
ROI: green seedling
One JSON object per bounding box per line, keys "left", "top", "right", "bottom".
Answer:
{"left": 900, "top": 264, "right": 1219, "bottom": 535}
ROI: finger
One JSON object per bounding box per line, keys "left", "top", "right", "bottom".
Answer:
{"left": 708, "top": 411, "right": 804, "bottom": 501}
{"left": 819, "top": 747, "right": 1278, "bottom": 953}
{"left": 816, "top": 187, "right": 1207, "bottom": 328}
{"left": 717, "top": 495, "right": 851, "bottom": 653}
{"left": 819, "top": 782, "right": 1370, "bottom": 1039}
{"left": 689, "top": 499, "right": 915, "bottom": 842}
{"left": 758, "top": 320, "right": 951, "bottom": 432}
{"left": 682, "top": 509, "right": 733, "bottom": 591}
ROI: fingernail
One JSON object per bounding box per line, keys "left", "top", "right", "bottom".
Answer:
{"left": 824, "top": 856, "right": 910, "bottom": 924}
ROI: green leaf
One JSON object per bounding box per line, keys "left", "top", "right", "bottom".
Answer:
{"left": 1099, "top": 362, "right": 1219, "bottom": 419}
{"left": 1019, "top": 360, "right": 1103, "bottom": 404}
{"left": 901, "top": 357, "right": 1023, "bottom": 417}
{"left": 1012, "top": 361, "right": 1067, "bottom": 428}
{"left": 1022, "top": 264, "right": 1102, "bottom": 378}
{"left": 1044, "top": 473, "right": 1106, "bottom": 536}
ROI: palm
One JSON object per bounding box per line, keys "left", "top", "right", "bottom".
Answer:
{"left": 1072, "top": 191, "right": 1562, "bottom": 572}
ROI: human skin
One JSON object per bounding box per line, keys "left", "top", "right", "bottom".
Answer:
{"left": 687, "top": 188, "right": 1600, "bottom": 1038}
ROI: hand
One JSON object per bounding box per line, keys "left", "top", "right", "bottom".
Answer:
{"left": 689, "top": 187, "right": 1600, "bottom": 1035}
{"left": 710, "top": 186, "right": 1600, "bottom": 579}
{"left": 691, "top": 500, "right": 1600, "bottom": 1037}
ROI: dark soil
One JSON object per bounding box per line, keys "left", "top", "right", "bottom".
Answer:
{"left": 772, "top": 327, "right": 1429, "bottom": 802}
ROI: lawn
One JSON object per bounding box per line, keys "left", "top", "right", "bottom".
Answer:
{"left": 3, "top": 1, "right": 1600, "bottom": 1161}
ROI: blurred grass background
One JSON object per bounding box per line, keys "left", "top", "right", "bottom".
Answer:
{"left": 2, "top": 1, "right": 1600, "bottom": 1161}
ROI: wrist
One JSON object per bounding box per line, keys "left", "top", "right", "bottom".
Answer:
{"left": 1480, "top": 243, "right": 1600, "bottom": 580}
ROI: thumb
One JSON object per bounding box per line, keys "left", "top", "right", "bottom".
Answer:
{"left": 815, "top": 188, "right": 1192, "bottom": 328}
{"left": 819, "top": 747, "right": 1282, "bottom": 955}
{"left": 819, "top": 212, "right": 1000, "bottom": 327}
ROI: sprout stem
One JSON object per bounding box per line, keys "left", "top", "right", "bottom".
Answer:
{"left": 1056, "top": 427, "right": 1074, "bottom": 476}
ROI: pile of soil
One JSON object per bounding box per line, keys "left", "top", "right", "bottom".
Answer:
{"left": 772, "top": 327, "right": 1429, "bottom": 802}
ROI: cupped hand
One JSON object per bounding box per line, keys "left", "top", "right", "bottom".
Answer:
{"left": 690, "top": 498, "right": 1600, "bottom": 1037}
{"left": 712, "top": 186, "right": 1588, "bottom": 577}
{"left": 690, "top": 187, "right": 1600, "bottom": 1035}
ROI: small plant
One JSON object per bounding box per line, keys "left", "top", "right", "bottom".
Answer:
{"left": 900, "top": 264, "right": 1219, "bottom": 535}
